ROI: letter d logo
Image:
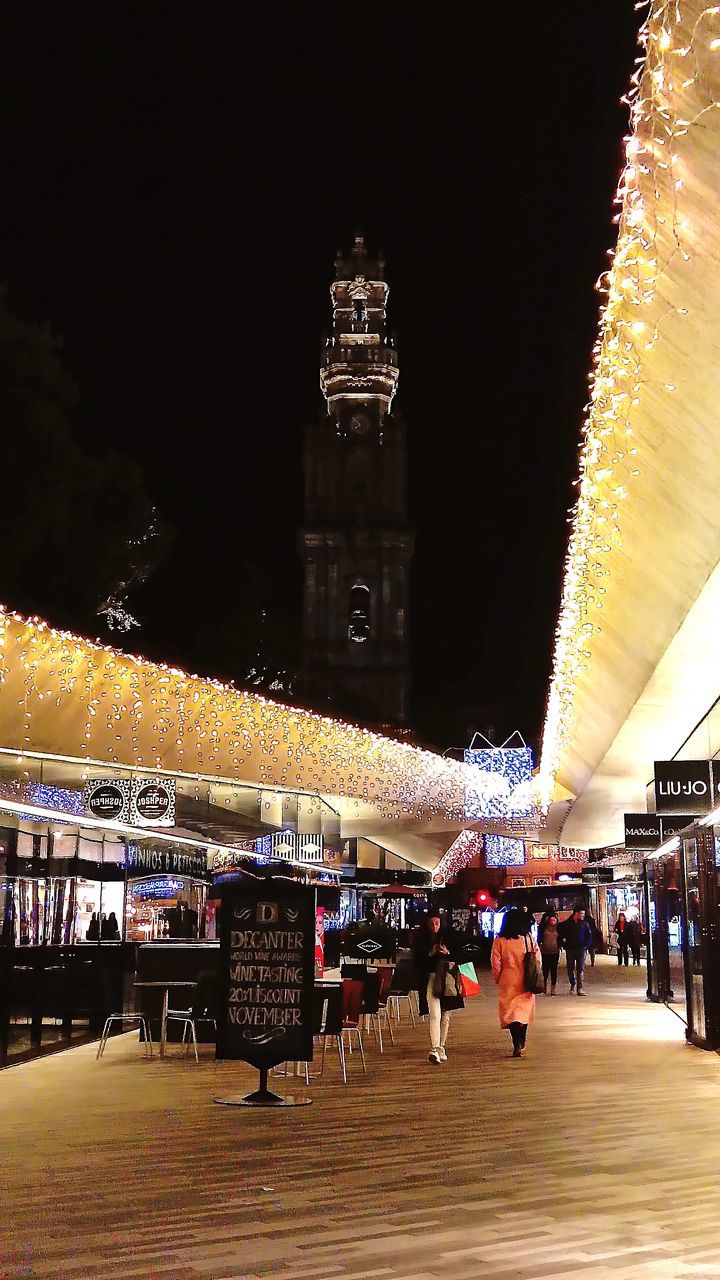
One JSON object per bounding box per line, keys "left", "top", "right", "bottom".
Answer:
{"left": 257, "top": 902, "right": 278, "bottom": 924}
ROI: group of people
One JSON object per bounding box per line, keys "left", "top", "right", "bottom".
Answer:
{"left": 86, "top": 911, "right": 120, "bottom": 941}
{"left": 414, "top": 908, "right": 548, "bottom": 1063}
{"left": 413, "top": 903, "right": 646, "bottom": 1064}
{"left": 614, "top": 911, "right": 645, "bottom": 965}
{"left": 537, "top": 906, "right": 598, "bottom": 997}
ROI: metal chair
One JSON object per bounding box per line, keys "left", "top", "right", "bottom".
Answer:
{"left": 275, "top": 986, "right": 347, "bottom": 1085}
{"left": 361, "top": 971, "right": 394, "bottom": 1052}
{"left": 375, "top": 965, "right": 396, "bottom": 1045}
{"left": 341, "top": 978, "right": 366, "bottom": 1073}
{"left": 388, "top": 957, "right": 419, "bottom": 1025}
{"left": 316, "top": 986, "right": 348, "bottom": 1082}
{"left": 165, "top": 974, "right": 217, "bottom": 1064}
{"left": 96, "top": 1012, "right": 153, "bottom": 1059}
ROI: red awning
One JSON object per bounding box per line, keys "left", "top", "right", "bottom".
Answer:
{"left": 377, "top": 884, "right": 427, "bottom": 897}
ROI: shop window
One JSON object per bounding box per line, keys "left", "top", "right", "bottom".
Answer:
{"left": 51, "top": 831, "right": 77, "bottom": 860}
{"left": 348, "top": 584, "right": 370, "bottom": 643}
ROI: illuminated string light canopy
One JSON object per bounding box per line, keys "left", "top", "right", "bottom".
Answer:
{"left": 539, "top": 1, "right": 720, "bottom": 819}
{"left": 434, "top": 830, "right": 484, "bottom": 882}
{"left": 0, "top": 604, "right": 538, "bottom": 834}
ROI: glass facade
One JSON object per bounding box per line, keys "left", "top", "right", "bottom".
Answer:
{"left": 646, "top": 824, "right": 720, "bottom": 1048}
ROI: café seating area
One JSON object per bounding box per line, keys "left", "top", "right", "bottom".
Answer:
{"left": 274, "top": 959, "right": 422, "bottom": 1086}
{"left": 95, "top": 948, "right": 424, "bottom": 1084}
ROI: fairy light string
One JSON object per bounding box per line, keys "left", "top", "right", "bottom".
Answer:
{"left": 539, "top": 1, "right": 720, "bottom": 810}
{"left": 0, "top": 605, "right": 542, "bottom": 828}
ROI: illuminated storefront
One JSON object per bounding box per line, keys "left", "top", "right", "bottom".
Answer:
{"left": 644, "top": 819, "right": 720, "bottom": 1049}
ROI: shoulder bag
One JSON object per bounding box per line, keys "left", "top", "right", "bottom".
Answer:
{"left": 523, "top": 936, "right": 544, "bottom": 994}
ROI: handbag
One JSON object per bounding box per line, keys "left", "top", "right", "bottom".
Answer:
{"left": 523, "top": 936, "right": 544, "bottom": 994}
{"left": 432, "top": 958, "right": 465, "bottom": 1010}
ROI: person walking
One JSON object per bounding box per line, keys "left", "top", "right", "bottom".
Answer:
{"left": 413, "top": 911, "right": 459, "bottom": 1065}
{"left": 628, "top": 916, "right": 644, "bottom": 965}
{"left": 615, "top": 912, "right": 630, "bottom": 966}
{"left": 563, "top": 907, "right": 593, "bottom": 995}
{"left": 538, "top": 912, "right": 560, "bottom": 995}
{"left": 585, "top": 911, "right": 600, "bottom": 966}
{"left": 491, "top": 908, "right": 542, "bottom": 1057}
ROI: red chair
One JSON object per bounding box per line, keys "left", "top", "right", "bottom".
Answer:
{"left": 341, "top": 978, "right": 366, "bottom": 1073}
{"left": 376, "top": 966, "right": 396, "bottom": 1045}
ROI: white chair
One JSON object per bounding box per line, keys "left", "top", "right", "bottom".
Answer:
{"left": 96, "top": 1013, "right": 153, "bottom": 1059}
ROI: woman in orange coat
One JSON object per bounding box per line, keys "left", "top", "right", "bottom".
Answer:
{"left": 491, "top": 908, "right": 541, "bottom": 1057}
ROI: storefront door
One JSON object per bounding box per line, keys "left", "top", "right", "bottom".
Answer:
{"left": 682, "top": 836, "right": 706, "bottom": 1043}
{"left": 647, "top": 851, "right": 685, "bottom": 1019}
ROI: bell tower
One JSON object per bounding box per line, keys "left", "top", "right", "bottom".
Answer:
{"left": 299, "top": 234, "right": 414, "bottom": 726}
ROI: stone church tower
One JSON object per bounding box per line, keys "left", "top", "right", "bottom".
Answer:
{"left": 299, "top": 235, "right": 414, "bottom": 726}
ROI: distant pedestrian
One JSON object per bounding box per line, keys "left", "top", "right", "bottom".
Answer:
{"left": 585, "top": 911, "right": 600, "bottom": 966}
{"left": 563, "top": 907, "right": 593, "bottom": 995}
{"left": 615, "top": 913, "right": 630, "bottom": 966}
{"left": 104, "top": 911, "right": 121, "bottom": 941}
{"left": 538, "top": 912, "right": 560, "bottom": 995}
{"left": 86, "top": 912, "right": 99, "bottom": 942}
{"left": 413, "top": 911, "right": 460, "bottom": 1065}
{"left": 491, "top": 908, "right": 542, "bottom": 1057}
{"left": 627, "top": 916, "right": 644, "bottom": 965}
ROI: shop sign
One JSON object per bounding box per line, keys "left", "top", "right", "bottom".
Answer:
{"left": 582, "top": 867, "right": 614, "bottom": 884}
{"left": 654, "top": 761, "right": 714, "bottom": 814}
{"left": 84, "top": 776, "right": 176, "bottom": 826}
{"left": 659, "top": 814, "right": 698, "bottom": 839}
{"left": 216, "top": 888, "right": 315, "bottom": 1069}
{"left": 126, "top": 844, "right": 207, "bottom": 879}
{"left": 84, "top": 779, "right": 131, "bottom": 822}
{"left": 132, "top": 876, "right": 186, "bottom": 899}
{"left": 624, "top": 813, "right": 662, "bottom": 851}
{"left": 344, "top": 925, "right": 396, "bottom": 960}
{"left": 129, "top": 778, "right": 176, "bottom": 827}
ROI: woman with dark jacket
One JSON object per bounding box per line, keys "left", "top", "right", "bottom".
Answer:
{"left": 412, "top": 912, "right": 460, "bottom": 1066}
{"left": 538, "top": 912, "right": 560, "bottom": 995}
{"left": 615, "top": 912, "right": 630, "bottom": 966}
{"left": 627, "top": 916, "right": 645, "bottom": 965}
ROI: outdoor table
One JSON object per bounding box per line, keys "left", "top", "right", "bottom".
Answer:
{"left": 133, "top": 980, "right": 197, "bottom": 1057}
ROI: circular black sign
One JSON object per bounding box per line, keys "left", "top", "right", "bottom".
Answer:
{"left": 87, "top": 784, "right": 125, "bottom": 820}
{"left": 135, "top": 783, "right": 172, "bottom": 822}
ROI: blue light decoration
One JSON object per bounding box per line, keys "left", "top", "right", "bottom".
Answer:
{"left": 28, "top": 783, "right": 86, "bottom": 817}
{"left": 463, "top": 746, "right": 535, "bottom": 822}
{"left": 132, "top": 876, "right": 186, "bottom": 899}
{"left": 484, "top": 834, "right": 526, "bottom": 867}
{"left": 253, "top": 834, "right": 273, "bottom": 863}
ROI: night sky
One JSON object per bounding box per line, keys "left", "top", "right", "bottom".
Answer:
{"left": 0, "top": 4, "right": 640, "bottom": 753}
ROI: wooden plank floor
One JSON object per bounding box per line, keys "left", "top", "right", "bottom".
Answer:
{"left": 3, "top": 957, "right": 720, "bottom": 1280}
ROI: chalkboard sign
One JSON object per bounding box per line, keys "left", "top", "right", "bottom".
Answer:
{"left": 216, "top": 887, "right": 315, "bottom": 1070}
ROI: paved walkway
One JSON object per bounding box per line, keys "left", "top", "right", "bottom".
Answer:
{"left": 3, "top": 957, "right": 720, "bottom": 1280}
